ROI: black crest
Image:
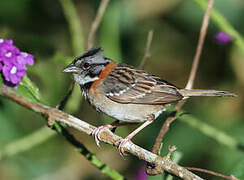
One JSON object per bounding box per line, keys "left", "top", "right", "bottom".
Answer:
{"left": 75, "top": 47, "right": 103, "bottom": 61}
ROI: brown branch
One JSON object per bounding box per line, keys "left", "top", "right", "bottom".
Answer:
{"left": 86, "top": 0, "right": 110, "bottom": 50}
{"left": 138, "top": 30, "right": 154, "bottom": 69}
{"left": 0, "top": 87, "right": 204, "bottom": 180}
{"left": 185, "top": 167, "right": 239, "bottom": 180}
{"left": 148, "top": 0, "right": 214, "bottom": 174}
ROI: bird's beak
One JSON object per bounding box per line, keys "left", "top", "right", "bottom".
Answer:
{"left": 63, "top": 63, "right": 80, "bottom": 73}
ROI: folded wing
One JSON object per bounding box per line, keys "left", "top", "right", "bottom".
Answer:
{"left": 103, "top": 64, "right": 183, "bottom": 105}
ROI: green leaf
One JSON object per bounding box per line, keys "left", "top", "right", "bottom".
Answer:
{"left": 10, "top": 84, "right": 37, "bottom": 102}
{"left": 19, "top": 76, "right": 44, "bottom": 103}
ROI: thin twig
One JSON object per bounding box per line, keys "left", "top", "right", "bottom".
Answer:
{"left": 186, "top": 0, "right": 214, "bottom": 89}
{"left": 138, "top": 30, "right": 154, "bottom": 69}
{"left": 86, "top": 0, "right": 110, "bottom": 50}
{"left": 185, "top": 167, "right": 239, "bottom": 180}
{"left": 148, "top": 0, "right": 214, "bottom": 174}
{"left": 153, "top": 0, "right": 214, "bottom": 153}
{"left": 0, "top": 87, "right": 203, "bottom": 180}
{"left": 151, "top": 99, "right": 187, "bottom": 154}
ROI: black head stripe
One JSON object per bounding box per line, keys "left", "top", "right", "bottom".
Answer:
{"left": 80, "top": 47, "right": 102, "bottom": 59}
{"left": 73, "top": 47, "right": 103, "bottom": 64}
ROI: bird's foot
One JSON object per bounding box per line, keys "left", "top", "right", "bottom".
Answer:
{"left": 116, "top": 138, "right": 131, "bottom": 156}
{"left": 92, "top": 124, "right": 114, "bottom": 146}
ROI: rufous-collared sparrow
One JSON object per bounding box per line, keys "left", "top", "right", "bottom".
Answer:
{"left": 63, "top": 47, "right": 235, "bottom": 155}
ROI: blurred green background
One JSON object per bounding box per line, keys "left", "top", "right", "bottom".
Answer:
{"left": 0, "top": 0, "right": 244, "bottom": 179}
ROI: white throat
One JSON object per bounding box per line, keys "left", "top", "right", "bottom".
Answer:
{"left": 73, "top": 74, "right": 99, "bottom": 85}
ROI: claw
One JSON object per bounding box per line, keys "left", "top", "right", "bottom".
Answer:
{"left": 116, "top": 138, "right": 131, "bottom": 156}
{"left": 92, "top": 128, "right": 101, "bottom": 146}
{"left": 92, "top": 125, "right": 113, "bottom": 147}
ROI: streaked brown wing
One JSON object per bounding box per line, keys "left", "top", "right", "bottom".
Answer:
{"left": 103, "top": 64, "right": 183, "bottom": 105}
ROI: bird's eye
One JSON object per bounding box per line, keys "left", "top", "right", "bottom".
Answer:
{"left": 83, "top": 62, "right": 90, "bottom": 69}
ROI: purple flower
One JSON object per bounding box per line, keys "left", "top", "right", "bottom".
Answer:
{"left": 2, "top": 63, "right": 27, "bottom": 88}
{"left": 215, "top": 31, "right": 232, "bottom": 44}
{"left": 0, "top": 38, "right": 34, "bottom": 88}
{"left": 16, "top": 52, "right": 34, "bottom": 66}
{"left": 135, "top": 164, "right": 147, "bottom": 180}
{"left": 0, "top": 38, "right": 13, "bottom": 48}
{"left": 0, "top": 39, "right": 20, "bottom": 62}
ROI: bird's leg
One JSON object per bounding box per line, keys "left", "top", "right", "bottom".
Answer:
{"left": 92, "top": 121, "right": 138, "bottom": 146}
{"left": 111, "top": 120, "right": 120, "bottom": 133}
{"left": 116, "top": 115, "right": 155, "bottom": 156}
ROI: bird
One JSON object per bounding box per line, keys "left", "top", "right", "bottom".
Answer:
{"left": 63, "top": 47, "right": 235, "bottom": 155}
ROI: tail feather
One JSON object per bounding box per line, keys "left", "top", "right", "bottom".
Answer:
{"left": 179, "top": 89, "right": 236, "bottom": 97}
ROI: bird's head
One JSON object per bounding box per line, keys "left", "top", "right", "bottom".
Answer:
{"left": 63, "top": 47, "right": 111, "bottom": 86}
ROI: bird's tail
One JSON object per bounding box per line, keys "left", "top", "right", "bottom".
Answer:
{"left": 179, "top": 89, "right": 236, "bottom": 97}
